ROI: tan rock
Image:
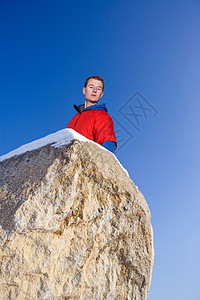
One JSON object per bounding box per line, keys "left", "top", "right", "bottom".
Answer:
{"left": 0, "top": 134, "right": 154, "bottom": 300}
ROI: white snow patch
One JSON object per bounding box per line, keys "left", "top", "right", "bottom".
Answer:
{"left": 0, "top": 128, "right": 130, "bottom": 177}
{"left": 0, "top": 129, "right": 87, "bottom": 162}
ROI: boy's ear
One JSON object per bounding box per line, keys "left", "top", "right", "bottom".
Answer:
{"left": 83, "top": 87, "right": 85, "bottom": 95}
{"left": 100, "top": 92, "right": 104, "bottom": 98}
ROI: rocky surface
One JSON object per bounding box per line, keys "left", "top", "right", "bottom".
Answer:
{"left": 0, "top": 133, "right": 154, "bottom": 300}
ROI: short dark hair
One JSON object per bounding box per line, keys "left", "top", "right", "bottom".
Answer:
{"left": 84, "top": 75, "right": 104, "bottom": 91}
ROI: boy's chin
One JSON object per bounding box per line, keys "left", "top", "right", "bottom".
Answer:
{"left": 88, "top": 100, "right": 99, "bottom": 104}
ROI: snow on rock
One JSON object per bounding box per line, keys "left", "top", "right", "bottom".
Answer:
{"left": 0, "top": 128, "right": 130, "bottom": 177}
{"left": 0, "top": 129, "right": 94, "bottom": 162}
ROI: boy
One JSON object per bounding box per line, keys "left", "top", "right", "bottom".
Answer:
{"left": 67, "top": 75, "right": 117, "bottom": 153}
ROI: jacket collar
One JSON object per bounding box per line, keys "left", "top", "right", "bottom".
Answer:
{"left": 74, "top": 103, "right": 108, "bottom": 113}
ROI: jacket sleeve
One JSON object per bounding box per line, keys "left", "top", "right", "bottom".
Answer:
{"left": 102, "top": 141, "right": 116, "bottom": 153}
{"left": 93, "top": 111, "right": 117, "bottom": 150}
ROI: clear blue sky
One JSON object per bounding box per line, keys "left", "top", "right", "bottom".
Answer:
{"left": 1, "top": 1, "right": 200, "bottom": 299}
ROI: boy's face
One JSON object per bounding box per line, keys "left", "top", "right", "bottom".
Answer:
{"left": 83, "top": 79, "right": 104, "bottom": 104}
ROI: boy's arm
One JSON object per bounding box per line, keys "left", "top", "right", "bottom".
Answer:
{"left": 93, "top": 111, "right": 117, "bottom": 152}
{"left": 101, "top": 141, "right": 116, "bottom": 153}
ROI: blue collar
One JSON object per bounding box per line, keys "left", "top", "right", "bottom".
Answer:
{"left": 74, "top": 103, "right": 108, "bottom": 113}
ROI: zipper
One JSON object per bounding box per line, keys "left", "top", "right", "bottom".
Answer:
{"left": 73, "top": 104, "right": 85, "bottom": 127}
{"left": 74, "top": 112, "right": 81, "bottom": 127}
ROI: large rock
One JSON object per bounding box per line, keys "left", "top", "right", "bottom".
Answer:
{"left": 0, "top": 129, "right": 154, "bottom": 300}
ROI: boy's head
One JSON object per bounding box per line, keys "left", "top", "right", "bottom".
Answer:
{"left": 83, "top": 75, "right": 104, "bottom": 108}
{"left": 84, "top": 75, "right": 104, "bottom": 91}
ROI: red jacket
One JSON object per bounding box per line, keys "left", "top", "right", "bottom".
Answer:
{"left": 67, "top": 103, "right": 117, "bottom": 149}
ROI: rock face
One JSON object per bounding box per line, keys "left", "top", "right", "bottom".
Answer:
{"left": 0, "top": 134, "right": 154, "bottom": 300}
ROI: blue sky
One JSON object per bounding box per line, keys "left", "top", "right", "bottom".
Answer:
{"left": 1, "top": 0, "right": 200, "bottom": 299}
